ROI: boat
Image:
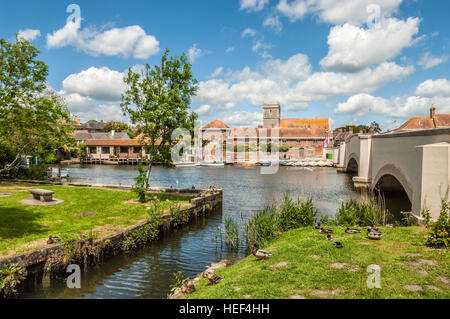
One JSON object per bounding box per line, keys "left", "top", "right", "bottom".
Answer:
{"left": 200, "top": 162, "right": 225, "bottom": 167}
{"left": 103, "top": 160, "right": 119, "bottom": 165}
{"left": 257, "top": 161, "right": 271, "bottom": 166}
{"left": 174, "top": 162, "right": 198, "bottom": 167}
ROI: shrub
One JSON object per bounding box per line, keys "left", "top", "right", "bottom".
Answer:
{"left": 168, "top": 271, "right": 184, "bottom": 297}
{"left": 224, "top": 217, "right": 240, "bottom": 249}
{"left": 0, "top": 264, "right": 26, "bottom": 298}
{"left": 398, "top": 211, "right": 418, "bottom": 226}
{"left": 319, "top": 215, "right": 337, "bottom": 226}
{"left": 426, "top": 200, "right": 449, "bottom": 248}
{"left": 336, "top": 198, "right": 388, "bottom": 226}
{"left": 244, "top": 206, "right": 279, "bottom": 248}
{"left": 279, "top": 145, "right": 291, "bottom": 152}
{"left": 278, "top": 195, "right": 317, "bottom": 231}
{"left": 132, "top": 164, "right": 148, "bottom": 203}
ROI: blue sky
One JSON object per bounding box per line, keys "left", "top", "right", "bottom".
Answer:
{"left": 1, "top": 0, "right": 449, "bottom": 130}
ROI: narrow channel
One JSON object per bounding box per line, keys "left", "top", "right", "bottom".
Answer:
{"left": 22, "top": 165, "right": 357, "bottom": 299}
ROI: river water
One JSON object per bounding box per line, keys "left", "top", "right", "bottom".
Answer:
{"left": 22, "top": 164, "right": 357, "bottom": 299}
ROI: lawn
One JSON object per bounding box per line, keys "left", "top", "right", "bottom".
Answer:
{"left": 0, "top": 183, "right": 190, "bottom": 258}
{"left": 186, "top": 226, "right": 450, "bottom": 299}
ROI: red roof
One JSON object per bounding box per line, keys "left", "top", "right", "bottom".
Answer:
{"left": 203, "top": 119, "right": 229, "bottom": 129}
{"left": 397, "top": 114, "right": 450, "bottom": 131}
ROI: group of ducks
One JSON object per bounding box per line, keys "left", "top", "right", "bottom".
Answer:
{"left": 251, "top": 224, "right": 384, "bottom": 261}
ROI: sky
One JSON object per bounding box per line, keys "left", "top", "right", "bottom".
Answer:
{"left": 1, "top": 0, "right": 449, "bottom": 130}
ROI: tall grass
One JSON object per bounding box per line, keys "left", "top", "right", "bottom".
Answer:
{"left": 244, "top": 205, "right": 279, "bottom": 248}
{"left": 278, "top": 194, "right": 317, "bottom": 231}
{"left": 224, "top": 217, "right": 240, "bottom": 249}
{"left": 336, "top": 192, "right": 389, "bottom": 226}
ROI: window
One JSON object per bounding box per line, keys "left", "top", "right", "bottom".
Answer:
{"left": 133, "top": 146, "right": 142, "bottom": 154}
{"left": 282, "top": 139, "right": 287, "bottom": 144}
{"left": 101, "top": 147, "right": 110, "bottom": 154}
{"left": 120, "top": 146, "right": 128, "bottom": 153}
{"left": 296, "top": 139, "right": 301, "bottom": 144}
{"left": 89, "top": 147, "right": 97, "bottom": 154}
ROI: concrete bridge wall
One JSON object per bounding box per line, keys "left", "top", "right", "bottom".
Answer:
{"left": 338, "top": 128, "right": 450, "bottom": 220}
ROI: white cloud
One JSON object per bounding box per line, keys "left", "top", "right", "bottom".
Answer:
{"left": 276, "top": 0, "right": 403, "bottom": 25}
{"left": 225, "top": 46, "right": 236, "bottom": 53}
{"left": 415, "top": 79, "right": 450, "bottom": 97}
{"left": 18, "top": 29, "right": 41, "bottom": 41}
{"left": 335, "top": 78, "right": 450, "bottom": 118}
{"left": 62, "top": 66, "right": 126, "bottom": 101}
{"left": 221, "top": 110, "right": 263, "bottom": 128}
{"left": 194, "top": 104, "right": 212, "bottom": 116}
{"left": 210, "top": 67, "right": 223, "bottom": 78}
{"left": 263, "top": 15, "right": 283, "bottom": 32}
{"left": 188, "top": 44, "right": 202, "bottom": 63}
{"left": 240, "top": 0, "right": 270, "bottom": 12}
{"left": 320, "top": 18, "right": 420, "bottom": 72}
{"left": 241, "top": 28, "right": 258, "bottom": 38}
{"left": 417, "top": 52, "right": 447, "bottom": 70}
{"left": 46, "top": 19, "right": 159, "bottom": 59}
{"left": 195, "top": 53, "right": 412, "bottom": 112}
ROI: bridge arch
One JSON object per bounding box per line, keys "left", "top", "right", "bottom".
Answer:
{"left": 345, "top": 153, "right": 359, "bottom": 174}
{"left": 373, "top": 164, "right": 413, "bottom": 216}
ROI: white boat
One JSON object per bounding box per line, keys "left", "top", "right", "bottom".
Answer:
{"left": 200, "top": 162, "right": 225, "bottom": 167}
{"left": 304, "top": 167, "right": 314, "bottom": 172}
{"left": 174, "top": 162, "right": 198, "bottom": 167}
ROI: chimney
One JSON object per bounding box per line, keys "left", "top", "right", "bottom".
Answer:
{"left": 430, "top": 104, "right": 436, "bottom": 119}
{"left": 77, "top": 117, "right": 81, "bottom": 125}
{"left": 111, "top": 130, "right": 115, "bottom": 137}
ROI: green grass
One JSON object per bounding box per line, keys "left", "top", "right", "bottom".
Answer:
{"left": 0, "top": 183, "right": 190, "bottom": 257}
{"left": 186, "top": 226, "right": 450, "bottom": 299}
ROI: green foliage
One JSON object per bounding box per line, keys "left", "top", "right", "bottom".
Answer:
{"left": 224, "top": 217, "right": 240, "bottom": 249}
{"left": 10, "top": 164, "right": 48, "bottom": 180}
{"left": 278, "top": 145, "right": 291, "bottom": 153}
{"left": 336, "top": 198, "right": 388, "bottom": 226}
{"left": 170, "top": 204, "right": 190, "bottom": 229}
{"left": 426, "top": 200, "right": 449, "bottom": 248}
{"left": 278, "top": 195, "right": 317, "bottom": 230}
{"left": 132, "top": 164, "right": 148, "bottom": 203}
{"left": 0, "top": 264, "right": 25, "bottom": 298}
{"left": 121, "top": 222, "right": 161, "bottom": 252}
{"left": 244, "top": 206, "right": 279, "bottom": 248}
{"left": 398, "top": 212, "right": 418, "bottom": 227}
{"left": 319, "top": 214, "right": 337, "bottom": 226}
{"left": 102, "top": 121, "right": 129, "bottom": 133}
{"left": 77, "top": 143, "right": 87, "bottom": 159}
{"left": 421, "top": 208, "right": 432, "bottom": 228}
{"left": 169, "top": 271, "right": 184, "bottom": 297}
{"left": 0, "top": 36, "right": 73, "bottom": 174}
{"left": 121, "top": 48, "right": 198, "bottom": 187}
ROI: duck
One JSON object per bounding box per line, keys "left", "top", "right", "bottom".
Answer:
{"left": 367, "top": 231, "right": 382, "bottom": 240}
{"left": 325, "top": 234, "right": 333, "bottom": 240}
{"left": 251, "top": 243, "right": 272, "bottom": 261}
{"left": 202, "top": 270, "right": 223, "bottom": 285}
{"left": 319, "top": 227, "right": 333, "bottom": 234}
{"left": 333, "top": 241, "right": 344, "bottom": 248}
{"left": 367, "top": 227, "right": 382, "bottom": 235}
{"left": 314, "top": 222, "right": 321, "bottom": 229}
{"left": 386, "top": 224, "right": 396, "bottom": 228}
{"left": 180, "top": 279, "right": 196, "bottom": 294}
{"left": 47, "top": 236, "right": 62, "bottom": 244}
{"left": 345, "top": 227, "right": 361, "bottom": 234}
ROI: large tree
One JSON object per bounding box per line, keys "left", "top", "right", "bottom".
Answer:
{"left": 121, "top": 49, "right": 198, "bottom": 191}
{"left": 0, "top": 36, "right": 73, "bottom": 174}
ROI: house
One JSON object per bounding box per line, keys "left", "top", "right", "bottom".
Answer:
{"left": 85, "top": 139, "right": 142, "bottom": 159}
{"left": 73, "top": 131, "right": 129, "bottom": 144}
{"left": 395, "top": 105, "right": 450, "bottom": 131}
{"left": 73, "top": 119, "right": 106, "bottom": 133}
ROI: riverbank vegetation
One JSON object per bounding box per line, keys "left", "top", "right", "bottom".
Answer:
{"left": 189, "top": 195, "right": 449, "bottom": 299}
{"left": 0, "top": 183, "right": 190, "bottom": 257}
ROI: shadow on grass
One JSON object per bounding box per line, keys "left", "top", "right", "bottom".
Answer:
{"left": 0, "top": 206, "right": 45, "bottom": 240}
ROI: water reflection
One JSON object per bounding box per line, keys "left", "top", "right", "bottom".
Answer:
{"left": 22, "top": 165, "right": 357, "bottom": 299}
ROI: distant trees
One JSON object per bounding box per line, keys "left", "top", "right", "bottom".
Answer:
{"left": 121, "top": 48, "right": 198, "bottom": 196}
{"left": 0, "top": 36, "right": 73, "bottom": 175}
{"left": 102, "top": 121, "right": 130, "bottom": 133}
{"left": 337, "top": 121, "right": 382, "bottom": 134}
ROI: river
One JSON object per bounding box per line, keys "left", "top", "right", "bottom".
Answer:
{"left": 22, "top": 164, "right": 357, "bottom": 299}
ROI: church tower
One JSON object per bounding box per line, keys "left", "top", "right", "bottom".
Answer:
{"left": 263, "top": 102, "right": 280, "bottom": 128}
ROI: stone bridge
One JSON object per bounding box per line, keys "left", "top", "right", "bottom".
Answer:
{"left": 336, "top": 128, "right": 450, "bottom": 220}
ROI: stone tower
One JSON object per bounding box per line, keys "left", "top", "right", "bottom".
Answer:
{"left": 263, "top": 102, "right": 280, "bottom": 128}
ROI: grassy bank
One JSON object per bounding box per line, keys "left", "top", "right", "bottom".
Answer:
{"left": 186, "top": 225, "right": 449, "bottom": 299}
{"left": 0, "top": 183, "right": 190, "bottom": 258}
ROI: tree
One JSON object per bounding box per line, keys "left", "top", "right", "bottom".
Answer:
{"left": 369, "top": 121, "right": 382, "bottom": 133}
{"left": 121, "top": 49, "right": 198, "bottom": 196}
{"left": 0, "top": 36, "right": 73, "bottom": 174}
{"left": 102, "top": 121, "right": 130, "bottom": 133}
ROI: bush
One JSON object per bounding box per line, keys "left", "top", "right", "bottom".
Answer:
{"left": 278, "top": 195, "right": 317, "bottom": 231}
{"left": 319, "top": 215, "right": 337, "bottom": 226}
{"left": 279, "top": 145, "right": 291, "bottom": 152}
{"left": 0, "top": 264, "right": 26, "bottom": 298}
{"left": 336, "top": 198, "right": 388, "bottom": 226}
{"left": 77, "top": 143, "right": 87, "bottom": 158}
{"left": 10, "top": 164, "right": 48, "bottom": 180}
{"left": 426, "top": 200, "right": 449, "bottom": 248}
{"left": 132, "top": 164, "right": 148, "bottom": 203}
{"left": 244, "top": 206, "right": 279, "bottom": 248}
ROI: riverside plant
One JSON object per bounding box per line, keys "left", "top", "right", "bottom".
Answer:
{"left": 168, "top": 270, "right": 184, "bottom": 298}
{"left": 335, "top": 194, "right": 389, "bottom": 227}
{"left": 0, "top": 264, "right": 26, "bottom": 298}
{"left": 224, "top": 217, "right": 240, "bottom": 249}
{"left": 426, "top": 200, "right": 449, "bottom": 248}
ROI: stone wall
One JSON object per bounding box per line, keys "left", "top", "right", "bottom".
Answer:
{"left": 0, "top": 181, "right": 223, "bottom": 298}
